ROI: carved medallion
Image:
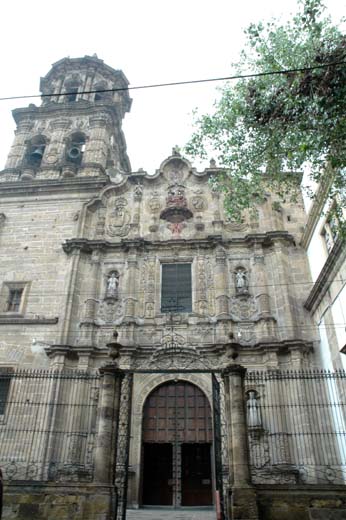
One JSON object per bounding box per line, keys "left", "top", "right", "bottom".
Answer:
{"left": 230, "top": 296, "right": 257, "bottom": 321}
{"left": 148, "top": 197, "right": 161, "bottom": 213}
{"left": 106, "top": 197, "right": 131, "bottom": 237}
{"left": 191, "top": 196, "right": 206, "bottom": 211}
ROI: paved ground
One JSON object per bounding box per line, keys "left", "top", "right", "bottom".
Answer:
{"left": 126, "top": 508, "right": 216, "bottom": 520}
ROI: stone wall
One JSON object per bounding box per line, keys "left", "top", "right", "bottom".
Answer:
{"left": 2, "top": 482, "right": 114, "bottom": 520}
{"left": 256, "top": 486, "right": 346, "bottom": 520}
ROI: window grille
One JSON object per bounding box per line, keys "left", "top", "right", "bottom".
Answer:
{"left": 161, "top": 263, "right": 192, "bottom": 313}
{"left": 0, "top": 377, "right": 10, "bottom": 415}
{"left": 7, "top": 288, "right": 23, "bottom": 312}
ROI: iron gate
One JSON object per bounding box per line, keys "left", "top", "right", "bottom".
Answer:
{"left": 114, "top": 369, "right": 228, "bottom": 520}
{"left": 114, "top": 373, "right": 133, "bottom": 520}
{"left": 212, "top": 373, "right": 225, "bottom": 520}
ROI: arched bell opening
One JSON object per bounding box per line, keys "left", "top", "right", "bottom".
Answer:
{"left": 140, "top": 380, "right": 213, "bottom": 508}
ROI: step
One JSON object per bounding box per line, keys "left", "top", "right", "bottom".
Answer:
{"left": 126, "top": 508, "right": 216, "bottom": 520}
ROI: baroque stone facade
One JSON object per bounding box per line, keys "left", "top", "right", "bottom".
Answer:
{"left": 0, "top": 56, "right": 345, "bottom": 520}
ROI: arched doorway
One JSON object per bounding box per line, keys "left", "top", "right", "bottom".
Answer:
{"left": 141, "top": 380, "right": 213, "bottom": 507}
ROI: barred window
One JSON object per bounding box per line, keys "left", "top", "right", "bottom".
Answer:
{"left": 7, "top": 289, "right": 23, "bottom": 312}
{"left": 0, "top": 377, "right": 11, "bottom": 415}
{"left": 161, "top": 264, "right": 192, "bottom": 313}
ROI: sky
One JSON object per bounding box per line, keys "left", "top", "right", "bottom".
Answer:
{"left": 0, "top": 0, "right": 345, "bottom": 174}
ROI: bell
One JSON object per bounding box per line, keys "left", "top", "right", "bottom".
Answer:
{"left": 67, "top": 146, "right": 81, "bottom": 160}
{"left": 30, "top": 147, "right": 44, "bottom": 160}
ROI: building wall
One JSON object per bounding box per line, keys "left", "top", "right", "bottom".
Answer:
{"left": 1, "top": 56, "right": 344, "bottom": 520}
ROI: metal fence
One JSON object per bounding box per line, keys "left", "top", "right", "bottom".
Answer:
{"left": 0, "top": 368, "right": 99, "bottom": 482}
{"left": 245, "top": 369, "right": 346, "bottom": 485}
{"left": 1, "top": 367, "right": 346, "bottom": 488}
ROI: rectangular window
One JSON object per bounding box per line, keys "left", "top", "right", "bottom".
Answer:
{"left": 0, "top": 376, "right": 11, "bottom": 415}
{"left": 7, "top": 288, "right": 23, "bottom": 312}
{"left": 161, "top": 264, "right": 192, "bottom": 313}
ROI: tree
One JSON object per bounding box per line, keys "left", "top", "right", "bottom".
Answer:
{"left": 185, "top": 0, "right": 346, "bottom": 232}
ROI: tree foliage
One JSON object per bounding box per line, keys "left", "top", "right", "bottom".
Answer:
{"left": 185, "top": 0, "right": 346, "bottom": 232}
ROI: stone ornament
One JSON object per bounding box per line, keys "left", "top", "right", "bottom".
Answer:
{"left": 148, "top": 196, "right": 161, "bottom": 213}
{"left": 191, "top": 195, "right": 206, "bottom": 211}
{"left": 237, "top": 322, "right": 255, "bottom": 343}
{"left": 97, "top": 299, "right": 124, "bottom": 323}
{"left": 133, "top": 184, "right": 143, "bottom": 201}
{"left": 106, "top": 197, "right": 131, "bottom": 237}
{"left": 229, "top": 296, "right": 257, "bottom": 321}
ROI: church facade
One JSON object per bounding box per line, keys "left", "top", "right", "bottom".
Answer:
{"left": 0, "top": 56, "right": 345, "bottom": 520}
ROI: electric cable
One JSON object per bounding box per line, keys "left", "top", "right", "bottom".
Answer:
{"left": 0, "top": 60, "right": 345, "bottom": 102}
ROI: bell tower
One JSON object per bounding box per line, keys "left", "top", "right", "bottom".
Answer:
{"left": 3, "top": 55, "right": 132, "bottom": 181}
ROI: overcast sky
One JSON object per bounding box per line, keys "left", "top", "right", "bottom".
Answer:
{"left": 0, "top": 0, "right": 344, "bottom": 174}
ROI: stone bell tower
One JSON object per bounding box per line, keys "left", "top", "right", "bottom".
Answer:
{"left": 3, "top": 55, "right": 132, "bottom": 181}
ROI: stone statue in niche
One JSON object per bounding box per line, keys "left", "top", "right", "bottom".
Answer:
{"left": 247, "top": 391, "right": 262, "bottom": 428}
{"left": 235, "top": 268, "right": 249, "bottom": 294}
{"left": 106, "top": 272, "right": 119, "bottom": 299}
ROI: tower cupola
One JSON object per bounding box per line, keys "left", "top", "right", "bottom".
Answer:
{"left": 3, "top": 55, "right": 132, "bottom": 181}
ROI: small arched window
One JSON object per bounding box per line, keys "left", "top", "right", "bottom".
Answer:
{"left": 94, "top": 82, "right": 109, "bottom": 102}
{"left": 66, "top": 87, "right": 78, "bottom": 102}
{"left": 64, "top": 78, "right": 81, "bottom": 103}
{"left": 26, "top": 135, "right": 46, "bottom": 168}
{"left": 66, "top": 133, "right": 86, "bottom": 166}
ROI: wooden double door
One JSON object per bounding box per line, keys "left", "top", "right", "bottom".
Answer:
{"left": 141, "top": 381, "right": 213, "bottom": 507}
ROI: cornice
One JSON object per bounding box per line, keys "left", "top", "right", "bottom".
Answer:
{"left": 0, "top": 176, "right": 108, "bottom": 196}
{"left": 12, "top": 101, "right": 122, "bottom": 125}
{"left": 62, "top": 231, "right": 296, "bottom": 255}
{"left": 304, "top": 238, "right": 345, "bottom": 312}
{"left": 0, "top": 316, "right": 58, "bottom": 325}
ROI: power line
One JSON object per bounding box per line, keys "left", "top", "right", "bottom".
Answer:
{"left": 6, "top": 277, "right": 345, "bottom": 297}
{"left": 0, "top": 60, "right": 345, "bottom": 103}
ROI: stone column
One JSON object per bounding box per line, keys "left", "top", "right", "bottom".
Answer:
{"left": 215, "top": 247, "right": 229, "bottom": 317}
{"left": 272, "top": 240, "right": 296, "bottom": 339}
{"left": 78, "top": 249, "right": 102, "bottom": 348}
{"left": 48, "top": 118, "right": 71, "bottom": 167}
{"left": 124, "top": 248, "right": 138, "bottom": 322}
{"left": 252, "top": 242, "right": 270, "bottom": 317}
{"left": 85, "top": 114, "right": 109, "bottom": 168}
{"left": 223, "top": 364, "right": 259, "bottom": 520}
{"left": 5, "top": 118, "right": 33, "bottom": 169}
{"left": 94, "top": 364, "right": 123, "bottom": 483}
{"left": 252, "top": 242, "right": 276, "bottom": 343}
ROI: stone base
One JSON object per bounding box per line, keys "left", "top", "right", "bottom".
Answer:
{"left": 3, "top": 482, "right": 115, "bottom": 520}
{"left": 257, "top": 486, "right": 346, "bottom": 520}
{"left": 230, "top": 486, "right": 259, "bottom": 520}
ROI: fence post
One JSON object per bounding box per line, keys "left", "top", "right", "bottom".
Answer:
{"left": 94, "top": 364, "right": 123, "bottom": 483}
{"left": 223, "top": 364, "right": 259, "bottom": 520}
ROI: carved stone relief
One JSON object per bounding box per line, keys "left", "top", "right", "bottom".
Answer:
{"left": 142, "top": 258, "right": 156, "bottom": 317}
{"left": 97, "top": 298, "right": 124, "bottom": 323}
{"left": 229, "top": 296, "right": 257, "bottom": 321}
{"left": 237, "top": 322, "right": 255, "bottom": 343}
{"left": 148, "top": 192, "right": 162, "bottom": 213}
{"left": 105, "top": 197, "right": 131, "bottom": 237}
{"left": 191, "top": 196, "right": 206, "bottom": 211}
{"left": 205, "top": 256, "right": 215, "bottom": 316}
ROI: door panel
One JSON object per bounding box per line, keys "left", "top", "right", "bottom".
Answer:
{"left": 142, "top": 382, "right": 213, "bottom": 507}
{"left": 142, "top": 443, "right": 173, "bottom": 505}
{"left": 181, "top": 443, "right": 212, "bottom": 506}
